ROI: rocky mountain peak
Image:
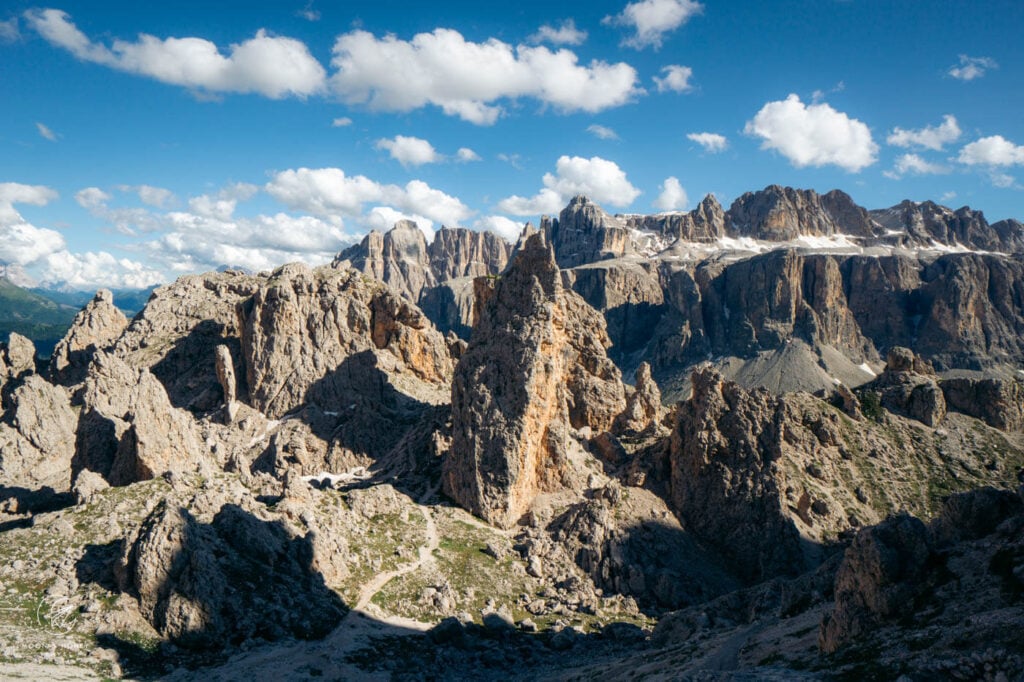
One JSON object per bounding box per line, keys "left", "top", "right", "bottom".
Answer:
{"left": 545, "top": 195, "right": 632, "bottom": 268}
{"left": 443, "top": 231, "right": 625, "bottom": 528}
{"left": 49, "top": 288, "right": 129, "bottom": 384}
{"left": 726, "top": 184, "right": 877, "bottom": 240}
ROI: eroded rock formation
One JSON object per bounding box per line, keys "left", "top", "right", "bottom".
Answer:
{"left": 444, "top": 233, "right": 625, "bottom": 528}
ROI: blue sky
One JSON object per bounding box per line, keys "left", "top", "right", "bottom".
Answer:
{"left": 2, "top": 0, "right": 1023, "bottom": 290}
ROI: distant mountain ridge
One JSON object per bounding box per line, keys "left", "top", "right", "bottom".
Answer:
{"left": 338, "top": 185, "right": 1024, "bottom": 398}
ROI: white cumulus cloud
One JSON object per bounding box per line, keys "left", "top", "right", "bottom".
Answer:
{"left": 25, "top": 9, "right": 326, "bottom": 98}
{"left": 948, "top": 55, "right": 997, "bottom": 81}
{"left": 603, "top": 0, "right": 703, "bottom": 49}
{"left": 331, "top": 116, "right": 353, "bottom": 127}
{"left": 529, "top": 19, "right": 587, "bottom": 46}
{"left": 744, "top": 94, "right": 878, "bottom": 172}
{"left": 887, "top": 115, "right": 961, "bottom": 151}
{"left": 376, "top": 135, "right": 441, "bottom": 167}
{"left": 329, "top": 28, "right": 640, "bottom": 125}
{"left": 957, "top": 135, "right": 1024, "bottom": 167}
{"left": 0, "top": 183, "right": 66, "bottom": 266}
{"left": 473, "top": 215, "right": 524, "bottom": 242}
{"left": 653, "top": 176, "right": 688, "bottom": 211}
{"left": 265, "top": 167, "right": 472, "bottom": 227}
{"left": 687, "top": 131, "right": 727, "bottom": 152}
{"left": 883, "top": 153, "right": 950, "bottom": 179}
{"left": 497, "top": 155, "right": 640, "bottom": 215}
{"left": 456, "top": 147, "right": 481, "bottom": 162}
{"left": 653, "top": 64, "right": 693, "bottom": 92}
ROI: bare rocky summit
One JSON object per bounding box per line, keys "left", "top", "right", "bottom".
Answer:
{"left": 443, "top": 233, "right": 625, "bottom": 528}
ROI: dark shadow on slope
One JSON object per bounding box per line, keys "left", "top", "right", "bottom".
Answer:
{"left": 252, "top": 350, "right": 445, "bottom": 497}
{"left": 0, "top": 485, "right": 74, "bottom": 525}
{"left": 150, "top": 319, "right": 248, "bottom": 413}
{"left": 75, "top": 501, "right": 348, "bottom": 678}
{"left": 545, "top": 502, "right": 743, "bottom": 617}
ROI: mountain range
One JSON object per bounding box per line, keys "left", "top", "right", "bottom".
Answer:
{"left": 0, "top": 185, "right": 1022, "bottom": 680}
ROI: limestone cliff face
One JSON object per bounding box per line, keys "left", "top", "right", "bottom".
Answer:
{"left": 871, "top": 200, "right": 1024, "bottom": 251}
{"left": 726, "top": 186, "right": 878, "bottom": 240}
{"left": 444, "top": 233, "right": 625, "bottom": 528}
{"left": 624, "top": 194, "right": 727, "bottom": 242}
{"left": 334, "top": 220, "right": 436, "bottom": 302}
{"left": 239, "top": 262, "right": 452, "bottom": 420}
{"left": 429, "top": 226, "right": 512, "bottom": 281}
{"left": 333, "top": 222, "right": 512, "bottom": 334}
{"left": 49, "top": 289, "right": 128, "bottom": 385}
{"left": 544, "top": 195, "right": 633, "bottom": 268}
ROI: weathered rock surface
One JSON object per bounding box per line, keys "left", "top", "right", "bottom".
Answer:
{"left": 727, "top": 186, "right": 878, "bottom": 240}
{"left": 820, "top": 486, "right": 1024, "bottom": 655}
{"left": 0, "top": 375, "right": 77, "bottom": 494}
{"left": 0, "top": 333, "right": 37, "bottom": 400}
{"left": 864, "top": 347, "right": 946, "bottom": 426}
{"left": 113, "top": 270, "right": 262, "bottom": 412}
{"left": 239, "top": 262, "right": 452, "bottom": 421}
{"left": 444, "top": 233, "right": 625, "bottom": 528}
{"left": 871, "top": 199, "right": 1024, "bottom": 251}
{"left": 75, "top": 351, "right": 205, "bottom": 486}
{"left": 941, "top": 374, "right": 1024, "bottom": 431}
{"left": 334, "top": 222, "right": 511, "bottom": 317}
{"left": 625, "top": 194, "right": 727, "bottom": 242}
{"left": 49, "top": 289, "right": 128, "bottom": 385}
{"left": 117, "top": 498, "right": 346, "bottom": 649}
{"left": 614, "top": 362, "right": 665, "bottom": 435}
{"left": 544, "top": 195, "right": 633, "bottom": 268}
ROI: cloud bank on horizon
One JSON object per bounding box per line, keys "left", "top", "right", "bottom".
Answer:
{"left": 2, "top": 2, "right": 1022, "bottom": 290}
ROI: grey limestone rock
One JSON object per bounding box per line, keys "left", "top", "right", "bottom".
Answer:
{"left": 49, "top": 289, "right": 128, "bottom": 385}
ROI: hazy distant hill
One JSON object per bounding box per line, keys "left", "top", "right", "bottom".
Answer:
{"left": 31, "top": 286, "right": 155, "bottom": 318}
{"left": 0, "top": 277, "right": 79, "bottom": 355}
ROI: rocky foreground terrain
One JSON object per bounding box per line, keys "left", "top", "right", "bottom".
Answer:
{"left": 1, "top": 186, "right": 1024, "bottom": 680}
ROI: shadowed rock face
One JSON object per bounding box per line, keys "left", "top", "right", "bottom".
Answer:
{"left": 443, "top": 233, "right": 625, "bottom": 529}
{"left": 117, "top": 499, "right": 346, "bottom": 649}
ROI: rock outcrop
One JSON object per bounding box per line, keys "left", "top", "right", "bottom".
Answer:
{"left": 1, "top": 332, "right": 36, "bottom": 394}
{"left": 727, "top": 186, "right": 878, "bottom": 241}
{"left": 333, "top": 223, "right": 512, "bottom": 314}
{"left": 239, "top": 262, "right": 452, "bottom": 421}
{"left": 75, "top": 352, "right": 205, "bottom": 486}
{"left": 941, "top": 375, "right": 1024, "bottom": 431}
{"left": 118, "top": 499, "right": 346, "bottom": 649}
{"left": 871, "top": 199, "right": 1024, "bottom": 251}
{"left": 444, "top": 233, "right": 625, "bottom": 528}
{"left": 820, "top": 487, "right": 1024, "bottom": 654}
{"left": 544, "top": 195, "right": 633, "bottom": 268}
{"left": 112, "top": 271, "right": 262, "bottom": 412}
{"left": 625, "top": 194, "right": 727, "bottom": 243}
{"left": 864, "top": 347, "right": 946, "bottom": 426}
{"left": 614, "top": 362, "right": 665, "bottom": 435}
{"left": 49, "top": 289, "right": 128, "bottom": 385}
{"left": 0, "top": 375, "right": 77, "bottom": 495}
